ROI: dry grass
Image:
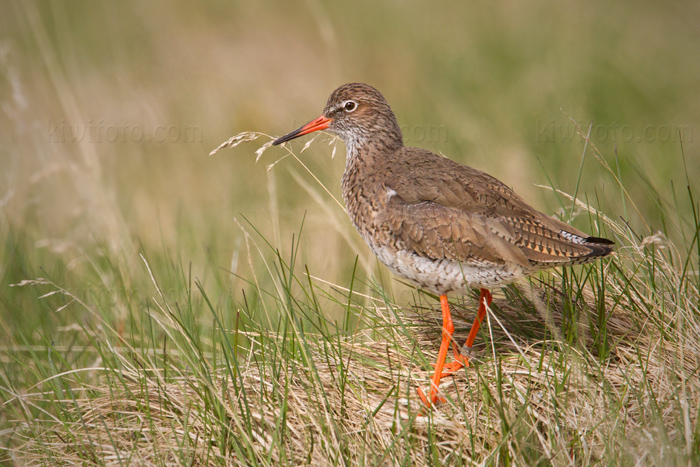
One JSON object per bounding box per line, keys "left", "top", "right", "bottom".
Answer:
{"left": 7, "top": 182, "right": 700, "bottom": 464}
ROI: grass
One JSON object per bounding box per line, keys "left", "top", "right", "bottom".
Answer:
{"left": 2, "top": 0, "right": 700, "bottom": 465}
{"left": 2, "top": 130, "right": 699, "bottom": 465}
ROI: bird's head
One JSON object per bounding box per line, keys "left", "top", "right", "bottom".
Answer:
{"left": 272, "top": 83, "right": 403, "bottom": 153}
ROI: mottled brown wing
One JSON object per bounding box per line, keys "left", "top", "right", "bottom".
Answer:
{"left": 380, "top": 148, "right": 606, "bottom": 265}
{"left": 381, "top": 195, "right": 532, "bottom": 267}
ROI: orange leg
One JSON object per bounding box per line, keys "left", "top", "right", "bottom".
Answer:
{"left": 417, "top": 294, "right": 453, "bottom": 406}
{"left": 417, "top": 289, "right": 494, "bottom": 408}
{"left": 441, "top": 288, "right": 493, "bottom": 376}
{"left": 464, "top": 289, "right": 492, "bottom": 349}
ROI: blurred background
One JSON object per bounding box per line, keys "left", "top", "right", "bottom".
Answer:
{"left": 2, "top": 0, "right": 699, "bottom": 327}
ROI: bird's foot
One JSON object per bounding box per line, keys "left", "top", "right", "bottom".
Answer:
{"left": 427, "top": 344, "right": 472, "bottom": 377}
{"left": 459, "top": 345, "right": 482, "bottom": 364}
{"left": 416, "top": 386, "right": 445, "bottom": 409}
{"left": 439, "top": 360, "right": 466, "bottom": 378}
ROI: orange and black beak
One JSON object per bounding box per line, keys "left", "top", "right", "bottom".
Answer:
{"left": 272, "top": 115, "right": 333, "bottom": 145}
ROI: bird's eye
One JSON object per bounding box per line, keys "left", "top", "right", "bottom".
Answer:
{"left": 344, "top": 100, "right": 357, "bottom": 112}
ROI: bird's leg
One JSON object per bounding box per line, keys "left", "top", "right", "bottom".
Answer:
{"left": 459, "top": 288, "right": 492, "bottom": 357}
{"left": 417, "top": 290, "right": 493, "bottom": 406}
{"left": 417, "top": 294, "right": 453, "bottom": 407}
{"left": 438, "top": 288, "right": 492, "bottom": 377}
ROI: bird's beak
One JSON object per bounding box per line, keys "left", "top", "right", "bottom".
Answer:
{"left": 272, "top": 115, "right": 333, "bottom": 145}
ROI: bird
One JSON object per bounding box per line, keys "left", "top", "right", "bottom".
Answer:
{"left": 271, "top": 83, "right": 614, "bottom": 407}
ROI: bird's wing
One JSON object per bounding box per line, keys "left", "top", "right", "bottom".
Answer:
{"left": 380, "top": 148, "right": 609, "bottom": 265}
{"left": 380, "top": 197, "right": 532, "bottom": 267}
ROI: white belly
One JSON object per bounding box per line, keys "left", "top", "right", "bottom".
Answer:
{"left": 371, "top": 245, "right": 526, "bottom": 295}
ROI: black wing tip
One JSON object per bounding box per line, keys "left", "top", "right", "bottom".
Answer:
{"left": 582, "top": 236, "right": 615, "bottom": 260}
{"left": 584, "top": 235, "right": 615, "bottom": 246}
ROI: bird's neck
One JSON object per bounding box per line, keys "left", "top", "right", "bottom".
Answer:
{"left": 343, "top": 108, "right": 404, "bottom": 162}
{"left": 344, "top": 128, "right": 403, "bottom": 166}
{"left": 341, "top": 136, "right": 401, "bottom": 237}
{"left": 340, "top": 113, "right": 403, "bottom": 223}
{"left": 341, "top": 146, "right": 373, "bottom": 239}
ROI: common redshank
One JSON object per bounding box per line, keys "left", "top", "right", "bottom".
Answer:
{"left": 272, "top": 83, "right": 614, "bottom": 407}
